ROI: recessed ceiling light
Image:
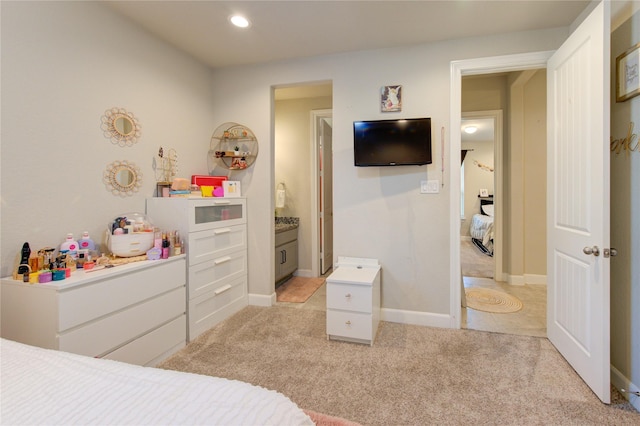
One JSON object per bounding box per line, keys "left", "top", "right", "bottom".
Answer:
{"left": 229, "top": 15, "right": 250, "bottom": 28}
{"left": 464, "top": 126, "right": 478, "bottom": 134}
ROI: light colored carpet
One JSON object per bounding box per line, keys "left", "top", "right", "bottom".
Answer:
{"left": 461, "top": 239, "right": 494, "bottom": 278}
{"left": 276, "top": 276, "right": 325, "bottom": 303}
{"left": 465, "top": 287, "right": 523, "bottom": 313}
{"left": 159, "top": 306, "right": 639, "bottom": 425}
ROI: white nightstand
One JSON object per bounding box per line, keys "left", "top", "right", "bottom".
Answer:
{"left": 326, "top": 257, "right": 380, "bottom": 346}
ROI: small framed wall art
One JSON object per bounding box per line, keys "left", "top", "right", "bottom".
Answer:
{"left": 381, "top": 85, "right": 402, "bottom": 112}
{"left": 223, "top": 180, "right": 241, "bottom": 198}
{"left": 616, "top": 42, "right": 640, "bottom": 102}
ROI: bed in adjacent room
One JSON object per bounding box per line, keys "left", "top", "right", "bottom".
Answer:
{"left": 0, "top": 338, "right": 314, "bottom": 425}
{"left": 469, "top": 197, "right": 494, "bottom": 256}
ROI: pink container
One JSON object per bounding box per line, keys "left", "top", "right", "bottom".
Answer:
{"left": 38, "top": 271, "right": 52, "bottom": 283}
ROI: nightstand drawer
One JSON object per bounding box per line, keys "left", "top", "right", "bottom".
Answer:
{"left": 326, "top": 282, "right": 372, "bottom": 313}
{"left": 327, "top": 310, "right": 373, "bottom": 341}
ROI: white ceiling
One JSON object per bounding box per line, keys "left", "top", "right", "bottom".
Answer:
{"left": 462, "top": 118, "right": 494, "bottom": 144}
{"left": 107, "top": 1, "right": 590, "bottom": 70}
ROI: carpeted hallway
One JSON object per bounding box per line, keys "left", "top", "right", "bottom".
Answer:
{"left": 159, "top": 306, "right": 639, "bottom": 425}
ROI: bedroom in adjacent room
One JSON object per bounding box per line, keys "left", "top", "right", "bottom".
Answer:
{"left": 460, "top": 72, "right": 547, "bottom": 338}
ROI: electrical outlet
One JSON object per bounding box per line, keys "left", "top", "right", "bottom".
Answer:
{"left": 420, "top": 180, "right": 439, "bottom": 194}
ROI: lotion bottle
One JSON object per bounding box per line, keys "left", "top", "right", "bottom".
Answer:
{"left": 78, "top": 231, "right": 96, "bottom": 251}
{"left": 60, "top": 234, "right": 79, "bottom": 258}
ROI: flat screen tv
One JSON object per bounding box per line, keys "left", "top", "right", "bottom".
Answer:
{"left": 353, "top": 117, "right": 432, "bottom": 166}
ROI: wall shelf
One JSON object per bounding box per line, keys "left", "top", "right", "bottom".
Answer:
{"left": 209, "top": 122, "right": 258, "bottom": 171}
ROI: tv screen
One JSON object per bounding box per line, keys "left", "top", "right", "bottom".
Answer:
{"left": 353, "top": 118, "right": 432, "bottom": 166}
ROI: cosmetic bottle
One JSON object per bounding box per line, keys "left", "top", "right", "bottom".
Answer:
{"left": 78, "top": 231, "right": 96, "bottom": 251}
{"left": 60, "top": 234, "right": 79, "bottom": 258}
{"left": 161, "top": 233, "right": 170, "bottom": 259}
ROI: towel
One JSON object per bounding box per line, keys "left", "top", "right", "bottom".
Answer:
{"left": 276, "top": 189, "right": 286, "bottom": 208}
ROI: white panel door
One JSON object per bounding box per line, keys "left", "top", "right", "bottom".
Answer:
{"left": 320, "top": 118, "right": 333, "bottom": 274}
{"left": 547, "top": 1, "right": 610, "bottom": 403}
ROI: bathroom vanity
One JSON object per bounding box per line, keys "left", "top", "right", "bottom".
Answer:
{"left": 275, "top": 217, "right": 299, "bottom": 285}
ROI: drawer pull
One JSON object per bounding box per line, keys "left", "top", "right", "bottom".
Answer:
{"left": 214, "top": 284, "right": 232, "bottom": 295}
{"left": 345, "top": 293, "right": 351, "bottom": 299}
{"left": 214, "top": 256, "right": 232, "bottom": 265}
{"left": 214, "top": 228, "right": 232, "bottom": 235}
{"left": 345, "top": 321, "right": 352, "bottom": 326}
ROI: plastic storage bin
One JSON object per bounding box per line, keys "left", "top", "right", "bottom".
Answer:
{"left": 107, "top": 213, "right": 154, "bottom": 257}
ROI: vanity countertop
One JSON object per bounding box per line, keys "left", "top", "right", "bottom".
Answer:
{"left": 275, "top": 217, "right": 299, "bottom": 234}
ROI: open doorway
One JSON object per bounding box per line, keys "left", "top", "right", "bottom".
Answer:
{"left": 459, "top": 73, "right": 547, "bottom": 338}
{"left": 273, "top": 82, "right": 333, "bottom": 295}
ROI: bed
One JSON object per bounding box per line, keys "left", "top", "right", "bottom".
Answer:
{"left": 0, "top": 338, "right": 314, "bottom": 425}
{"left": 469, "top": 197, "right": 494, "bottom": 256}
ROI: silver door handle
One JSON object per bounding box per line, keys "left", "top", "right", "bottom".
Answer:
{"left": 583, "top": 246, "right": 600, "bottom": 256}
{"left": 604, "top": 248, "right": 618, "bottom": 258}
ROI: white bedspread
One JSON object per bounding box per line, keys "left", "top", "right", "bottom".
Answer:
{"left": 469, "top": 213, "right": 494, "bottom": 252}
{"left": 0, "top": 339, "right": 313, "bottom": 426}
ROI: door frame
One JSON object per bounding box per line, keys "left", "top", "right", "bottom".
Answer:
{"left": 461, "top": 109, "right": 503, "bottom": 282}
{"left": 310, "top": 109, "right": 333, "bottom": 277}
{"left": 449, "top": 51, "right": 553, "bottom": 328}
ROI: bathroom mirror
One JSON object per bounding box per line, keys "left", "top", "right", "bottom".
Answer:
{"left": 101, "top": 107, "right": 141, "bottom": 147}
{"left": 103, "top": 160, "right": 142, "bottom": 196}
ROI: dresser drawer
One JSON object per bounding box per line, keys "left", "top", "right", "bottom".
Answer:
{"left": 58, "top": 258, "right": 186, "bottom": 332}
{"left": 326, "top": 282, "right": 372, "bottom": 313}
{"left": 103, "top": 314, "right": 186, "bottom": 366}
{"left": 188, "top": 275, "right": 247, "bottom": 339}
{"left": 59, "top": 286, "right": 185, "bottom": 358}
{"left": 188, "top": 250, "right": 246, "bottom": 299}
{"left": 188, "top": 225, "right": 246, "bottom": 266}
{"left": 327, "top": 310, "right": 373, "bottom": 341}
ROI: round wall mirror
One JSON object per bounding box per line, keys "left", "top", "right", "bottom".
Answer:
{"left": 101, "top": 107, "right": 141, "bottom": 147}
{"left": 103, "top": 160, "right": 142, "bottom": 196}
{"left": 114, "top": 116, "right": 134, "bottom": 136}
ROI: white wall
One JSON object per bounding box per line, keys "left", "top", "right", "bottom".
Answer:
{"left": 610, "top": 7, "right": 640, "bottom": 407}
{"left": 275, "top": 96, "right": 332, "bottom": 275}
{"left": 0, "top": 2, "right": 216, "bottom": 277}
{"left": 209, "top": 28, "right": 570, "bottom": 316}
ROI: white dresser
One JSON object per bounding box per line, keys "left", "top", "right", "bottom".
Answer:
{"left": 1, "top": 256, "right": 186, "bottom": 366}
{"left": 146, "top": 197, "right": 248, "bottom": 341}
{"left": 326, "top": 257, "right": 381, "bottom": 346}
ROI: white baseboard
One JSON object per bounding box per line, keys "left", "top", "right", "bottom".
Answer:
{"left": 611, "top": 364, "right": 640, "bottom": 411}
{"left": 248, "top": 292, "right": 275, "bottom": 307}
{"left": 505, "top": 274, "right": 547, "bottom": 286}
{"left": 524, "top": 274, "right": 547, "bottom": 285}
{"left": 294, "top": 269, "right": 313, "bottom": 278}
{"left": 381, "top": 308, "right": 452, "bottom": 329}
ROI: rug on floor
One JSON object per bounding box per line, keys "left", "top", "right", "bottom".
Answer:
{"left": 465, "top": 287, "right": 523, "bottom": 313}
{"left": 276, "top": 276, "right": 325, "bottom": 303}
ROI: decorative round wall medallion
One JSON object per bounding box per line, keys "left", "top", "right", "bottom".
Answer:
{"left": 104, "top": 160, "right": 142, "bottom": 196}
{"left": 101, "top": 107, "right": 141, "bottom": 147}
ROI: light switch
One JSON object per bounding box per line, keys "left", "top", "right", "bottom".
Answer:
{"left": 420, "top": 180, "right": 439, "bottom": 194}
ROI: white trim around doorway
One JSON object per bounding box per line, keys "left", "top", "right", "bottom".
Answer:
{"left": 449, "top": 51, "right": 554, "bottom": 329}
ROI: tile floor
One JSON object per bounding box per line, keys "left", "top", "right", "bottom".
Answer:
{"left": 462, "top": 276, "right": 547, "bottom": 338}
{"left": 278, "top": 271, "right": 547, "bottom": 338}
